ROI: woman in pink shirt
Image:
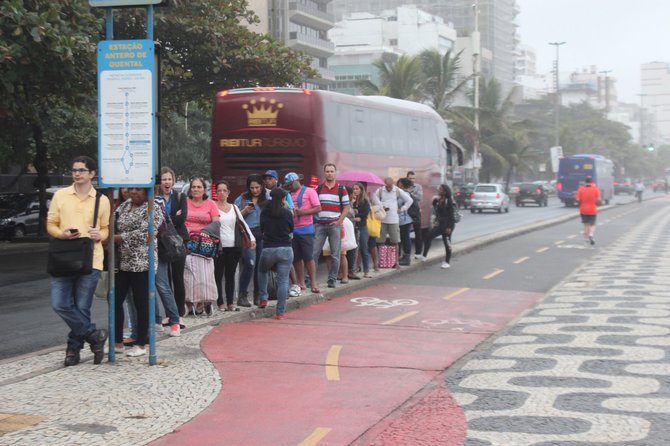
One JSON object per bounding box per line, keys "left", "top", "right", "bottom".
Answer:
{"left": 184, "top": 178, "right": 219, "bottom": 315}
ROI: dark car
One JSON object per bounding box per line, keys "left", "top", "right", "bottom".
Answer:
{"left": 0, "top": 192, "right": 52, "bottom": 240}
{"left": 614, "top": 178, "right": 633, "bottom": 195}
{"left": 515, "top": 182, "right": 548, "bottom": 207}
{"left": 454, "top": 184, "right": 475, "bottom": 209}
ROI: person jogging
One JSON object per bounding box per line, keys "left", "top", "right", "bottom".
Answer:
{"left": 576, "top": 176, "right": 600, "bottom": 246}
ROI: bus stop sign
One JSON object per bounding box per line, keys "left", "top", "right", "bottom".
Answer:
{"left": 97, "top": 40, "right": 156, "bottom": 187}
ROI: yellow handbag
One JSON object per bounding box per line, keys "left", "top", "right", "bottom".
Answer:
{"left": 367, "top": 207, "right": 382, "bottom": 238}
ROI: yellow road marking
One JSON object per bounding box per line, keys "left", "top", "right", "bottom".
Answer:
{"left": 554, "top": 240, "right": 564, "bottom": 245}
{"left": 444, "top": 287, "right": 470, "bottom": 300}
{"left": 514, "top": 256, "right": 530, "bottom": 264}
{"left": 298, "top": 427, "right": 332, "bottom": 446}
{"left": 483, "top": 269, "right": 504, "bottom": 280}
{"left": 381, "top": 311, "right": 419, "bottom": 325}
{"left": 536, "top": 247, "right": 549, "bottom": 253}
{"left": 567, "top": 234, "right": 576, "bottom": 239}
{"left": 325, "top": 345, "right": 342, "bottom": 381}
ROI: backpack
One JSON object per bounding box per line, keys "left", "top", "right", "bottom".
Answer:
{"left": 407, "top": 193, "right": 421, "bottom": 221}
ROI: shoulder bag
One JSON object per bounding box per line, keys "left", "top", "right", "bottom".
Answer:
{"left": 233, "top": 205, "right": 253, "bottom": 249}
{"left": 47, "top": 190, "right": 101, "bottom": 277}
{"left": 158, "top": 212, "right": 188, "bottom": 262}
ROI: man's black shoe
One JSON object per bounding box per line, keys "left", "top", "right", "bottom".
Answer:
{"left": 64, "top": 348, "right": 80, "bottom": 367}
{"left": 86, "top": 329, "right": 108, "bottom": 365}
{"left": 398, "top": 257, "right": 411, "bottom": 266}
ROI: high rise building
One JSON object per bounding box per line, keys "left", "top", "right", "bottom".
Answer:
{"left": 330, "top": 0, "right": 519, "bottom": 93}
{"left": 328, "top": 5, "right": 457, "bottom": 94}
{"left": 247, "top": 0, "right": 336, "bottom": 88}
{"left": 641, "top": 62, "right": 670, "bottom": 145}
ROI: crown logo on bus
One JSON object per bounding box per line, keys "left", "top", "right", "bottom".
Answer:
{"left": 242, "top": 98, "right": 283, "bottom": 127}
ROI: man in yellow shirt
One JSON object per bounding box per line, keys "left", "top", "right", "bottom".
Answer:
{"left": 47, "top": 156, "right": 111, "bottom": 366}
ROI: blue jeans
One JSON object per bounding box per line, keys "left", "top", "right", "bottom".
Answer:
{"left": 156, "top": 259, "right": 180, "bottom": 325}
{"left": 51, "top": 269, "right": 101, "bottom": 351}
{"left": 258, "top": 246, "right": 294, "bottom": 316}
{"left": 358, "top": 225, "right": 371, "bottom": 273}
{"left": 313, "top": 223, "right": 341, "bottom": 282}
{"left": 239, "top": 227, "right": 263, "bottom": 297}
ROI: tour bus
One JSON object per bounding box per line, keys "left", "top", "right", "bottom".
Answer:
{"left": 210, "top": 87, "right": 464, "bottom": 227}
{"left": 556, "top": 154, "right": 614, "bottom": 206}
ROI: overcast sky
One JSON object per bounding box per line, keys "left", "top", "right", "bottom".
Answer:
{"left": 517, "top": 0, "right": 670, "bottom": 104}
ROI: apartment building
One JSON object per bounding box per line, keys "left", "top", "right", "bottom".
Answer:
{"left": 247, "top": 0, "right": 336, "bottom": 87}
{"left": 641, "top": 62, "right": 670, "bottom": 145}
{"left": 330, "top": 0, "right": 519, "bottom": 94}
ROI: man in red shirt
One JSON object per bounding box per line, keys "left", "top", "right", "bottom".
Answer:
{"left": 575, "top": 176, "right": 600, "bottom": 246}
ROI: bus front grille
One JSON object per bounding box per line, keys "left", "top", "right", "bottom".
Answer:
{"left": 219, "top": 153, "right": 305, "bottom": 171}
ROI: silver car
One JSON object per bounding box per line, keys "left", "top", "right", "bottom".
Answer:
{"left": 470, "top": 183, "right": 510, "bottom": 213}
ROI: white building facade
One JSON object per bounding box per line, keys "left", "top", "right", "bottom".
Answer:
{"left": 641, "top": 62, "right": 670, "bottom": 146}
{"left": 328, "top": 5, "right": 457, "bottom": 94}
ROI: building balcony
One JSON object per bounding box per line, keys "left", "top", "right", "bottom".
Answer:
{"left": 288, "top": 31, "right": 335, "bottom": 58}
{"left": 289, "top": 2, "right": 334, "bottom": 30}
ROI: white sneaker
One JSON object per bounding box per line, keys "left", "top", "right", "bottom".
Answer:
{"left": 414, "top": 254, "right": 423, "bottom": 260}
{"left": 155, "top": 324, "right": 164, "bottom": 334}
{"left": 169, "top": 324, "right": 181, "bottom": 337}
{"left": 441, "top": 262, "right": 451, "bottom": 269}
{"left": 289, "top": 284, "right": 301, "bottom": 297}
{"left": 126, "top": 345, "right": 146, "bottom": 357}
{"left": 420, "top": 255, "right": 428, "bottom": 262}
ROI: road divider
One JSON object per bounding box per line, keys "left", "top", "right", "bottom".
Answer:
{"left": 325, "top": 345, "right": 342, "bottom": 381}
{"left": 298, "top": 427, "right": 332, "bottom": 446}
{"left": 381, "top": 311, "right": 419, "bottom": 325}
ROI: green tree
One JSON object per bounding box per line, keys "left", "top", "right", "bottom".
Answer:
{"left": 0, "top": 0, "right": 101, "bottom": 233}
{"left": 358, "top": 53, "right": 423, "bottom": 100}
{"left": 113, "top": 0, "right": 316, "bottom": 111}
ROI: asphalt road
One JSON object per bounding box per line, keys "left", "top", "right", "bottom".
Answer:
{"left": 0, "top": 193, "right": 645, "bottom": 360}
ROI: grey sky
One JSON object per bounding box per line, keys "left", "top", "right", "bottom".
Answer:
{"left": 517, "top": 0, "right": 670, "bottom": 104}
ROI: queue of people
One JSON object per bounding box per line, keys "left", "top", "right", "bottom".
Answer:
{"left": 49, "top": 157, "right": 456, "bottom": 365}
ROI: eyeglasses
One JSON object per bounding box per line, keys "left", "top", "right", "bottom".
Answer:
{"left": 71, "top": 169, "right": 90, "bottom": 174}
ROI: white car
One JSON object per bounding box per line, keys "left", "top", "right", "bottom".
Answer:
{"left": 470, "top": 183, "right": 510, "bottom": 213}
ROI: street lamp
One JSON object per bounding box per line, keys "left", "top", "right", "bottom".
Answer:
{"left": 549, "top": 41, "right": 565, "bottom": 147}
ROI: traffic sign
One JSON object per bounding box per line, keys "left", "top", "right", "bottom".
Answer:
{"left": 97, "top": 40, "right": 155, "bottom": 187}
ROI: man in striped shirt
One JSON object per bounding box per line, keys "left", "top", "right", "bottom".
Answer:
{"left": 312, "top": 163, "right": 350, "bottom": 288}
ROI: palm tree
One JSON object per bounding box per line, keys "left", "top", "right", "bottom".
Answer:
{"left": 419, "top": 48, "right": 470, "bottom": 112}
{"left": 357, "top": 53, "right": 423, "bottom": 100}
{"left": 449, "top": 78, "right": 535, "bottom": 185}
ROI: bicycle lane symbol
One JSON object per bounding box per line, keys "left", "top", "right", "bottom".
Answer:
{"left": 350, "top": 297, "right": 419, "bottom": 309}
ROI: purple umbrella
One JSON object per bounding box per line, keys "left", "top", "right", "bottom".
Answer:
{"left": 337, "top": 170, "right": 385, "bottom": 186}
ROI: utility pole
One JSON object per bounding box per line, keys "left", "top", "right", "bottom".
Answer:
{"left": 472, "top": 0, "right": 481, "bottom": 183}
{"left": 549, "top": 41, "right": 565, "bottom": 147}
{"left": 599, "top": 69, "right": 612, "bottom": 114}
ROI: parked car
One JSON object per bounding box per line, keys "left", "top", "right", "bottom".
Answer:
{"left": 614, "top": 178, "right": 633, "bottom": 195}
{"left": 534, "top": 180, "right": 555, "bottom": 195}
{"left": 516, "top": 182, "right": 549, "bottom": 207}
{"left": 0, "top": 192, "right": 52, "bottom": 240}
{"left": 454, "top": 184, "right": 475, "bottom": 209}
{"left": 652, "top": 179, "right": 667, "bottom": 192}
{"left": 470, "top": 183, "right": 510, "bottom": 213}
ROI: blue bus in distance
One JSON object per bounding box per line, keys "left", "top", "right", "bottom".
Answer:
{"left": 556, "top": 154, "right": 614, "bottom": 206}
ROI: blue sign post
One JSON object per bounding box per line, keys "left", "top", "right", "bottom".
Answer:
{"left": 96, "top": 3, "right": 160, "bottom": 366}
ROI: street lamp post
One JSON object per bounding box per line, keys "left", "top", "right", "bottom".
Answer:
{"left": 472, "top": 0, "right": 481, "bottom": 183}
{"left": 549, "top": 41, "right": 565, "bottom": 147}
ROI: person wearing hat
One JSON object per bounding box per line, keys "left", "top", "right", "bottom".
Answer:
{"left": 285, "top": 172, "right": 322, "bottom": 294}
{"left": 263, "top": 169, "right": 295, "bottom": 209}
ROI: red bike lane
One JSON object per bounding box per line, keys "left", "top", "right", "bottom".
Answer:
{"left": 152, "top": 283, "right": 542, "bottom": 446}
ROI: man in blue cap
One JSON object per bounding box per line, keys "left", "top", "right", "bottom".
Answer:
{"left": 264, "top": 169, "right": 294, "bottom": 208}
